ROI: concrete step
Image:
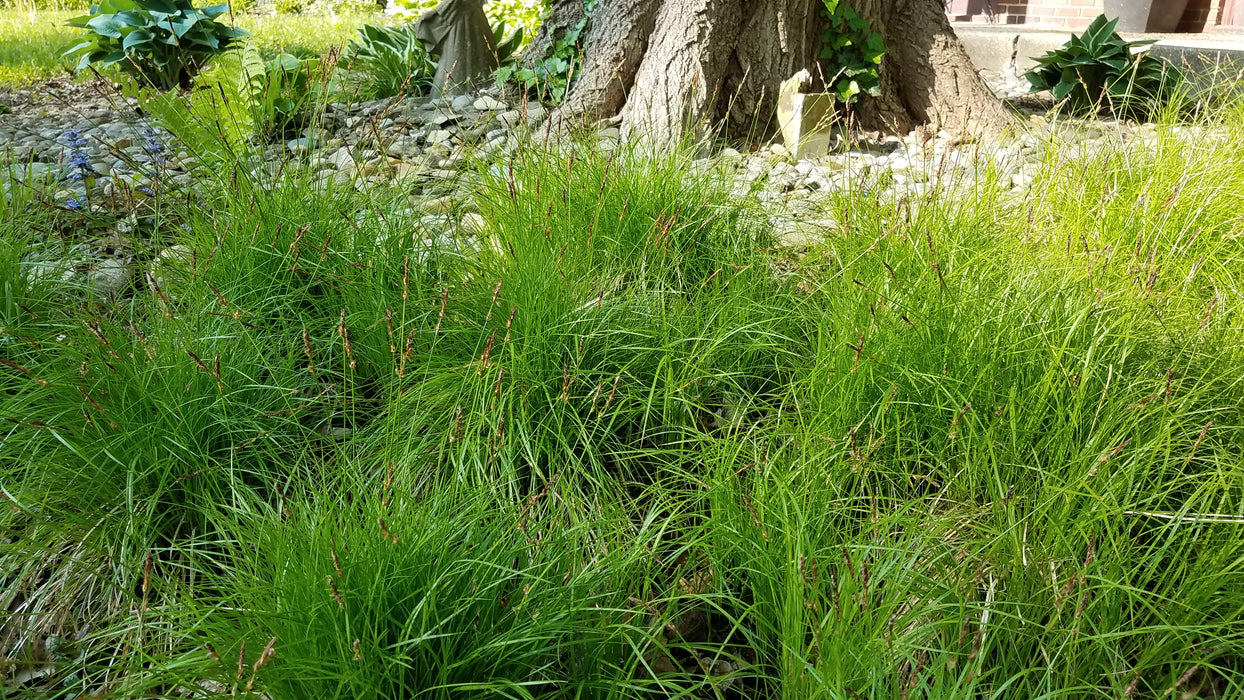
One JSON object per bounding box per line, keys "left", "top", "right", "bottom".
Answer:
{"left": 953, "top": 23, "right": 1244, "bottom": 88}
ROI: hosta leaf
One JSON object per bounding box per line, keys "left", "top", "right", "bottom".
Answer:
{"left": 86, "top": 14, "right": 126, "bottom": 38}
{"left": 167, "top": 15, "right": 199, "bottom": 37}
{"left": 63, "top": 40, "right": 96, "bottom": 56}
{"left": 123, "top": 27, "right": 153, "bottom": 49}
{"left": 136, "top": 0, "right": 177, "bottom": 14}
{"left": 115, "top": 10, "right": 153, "bottom": 27}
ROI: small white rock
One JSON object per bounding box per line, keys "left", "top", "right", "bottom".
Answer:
{"left": 473, "top": 96, "right": 507, "bottom": 111}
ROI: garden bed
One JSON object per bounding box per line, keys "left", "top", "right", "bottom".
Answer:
{"left": 2, "top": 5, "right": 1244, "bottom": 698}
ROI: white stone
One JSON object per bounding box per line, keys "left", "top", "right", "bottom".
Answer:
{"left": 89, "top": 258, "right": 131, "bottom": 299}
{"left": 496, "top": 110, "right": 523, "bottom": 128}
{"left": 473, "top": 96, "right": 507, "bottom": 111}
{"left": 326, "top": 147, "right": 356, "bottom": 170}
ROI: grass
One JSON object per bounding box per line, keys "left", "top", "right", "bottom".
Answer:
{"left": 232, "top": 11, "right": 397, "bottom": 59}
{"left": 0, "top": 7, "right": 392, "bottom": 86}
{"left": 0, "top": 8, "right": 76, "bottom": 85}
{"left": 1, "top": 75, "right": 1243, "bottom": 697}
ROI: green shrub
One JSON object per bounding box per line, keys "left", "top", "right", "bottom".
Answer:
{"left": 274, "top": 0, "right": 303, "bottom": 13}
{"left": 390, "top": 0, "right": 434, "bottom": 14}
{"left": 1026, "top": 14, "right": 1183, "bottom": 118}
{"left": 63, "top": 0, "right": 247, "bottom": 90}
{"left": 337, "top": 23, "right": 435, "bottom": 99}
{"left": 392, "top": 0, "right": 541, "bottom": 49}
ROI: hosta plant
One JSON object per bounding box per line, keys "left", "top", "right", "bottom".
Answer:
{"left": 337, "top": 23, "right": 435, "bottom": 99}
{"left": 1026, "top": 14, "right": 1183, "bottom": 118}
{"left": 64, "top": 0, "right": 247, "bottom": 90}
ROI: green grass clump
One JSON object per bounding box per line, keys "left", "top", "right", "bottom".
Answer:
{"left": 1, "top": 98, "right": 1243, "bottom": 698}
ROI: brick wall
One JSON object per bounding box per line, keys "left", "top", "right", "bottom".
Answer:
{"left": 947, "top": 0, "right": 1227, "bottom": 31}
{"left": 1179, "top": 0, "right": 1226, "bottom": 30}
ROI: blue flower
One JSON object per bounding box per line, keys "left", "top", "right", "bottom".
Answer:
{"left": 64, "top": 129, "right": 89, "bottom": 149}
{"left": 65, "top": 196, "right": 86, "bottom": 210}
{"left": 69, "top": 152, "right": 92, "bottom": 167}
{"left": 63, "top": 129, "right": 87, "bottom": 146}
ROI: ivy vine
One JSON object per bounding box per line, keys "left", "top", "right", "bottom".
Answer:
{"left": 819, "top": 0, "right": 885, "bottom": 103}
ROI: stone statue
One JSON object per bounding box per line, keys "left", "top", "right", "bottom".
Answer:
{"left": 415, "top": 0, "right": 499, "bottom": 98}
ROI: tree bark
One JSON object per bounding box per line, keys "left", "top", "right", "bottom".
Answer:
{"left": 852, "top": 0, "right": 1014, "bottom": 138}
{"left": 527, "top": 0, "right": 1014, "bottom": 145}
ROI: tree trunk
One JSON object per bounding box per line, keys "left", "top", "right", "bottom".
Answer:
{"left": 852, "top": 0, "right": 1014, "bottom": 138}
{"left": 528, "top": 0, "right": 1014, "bottom": 145}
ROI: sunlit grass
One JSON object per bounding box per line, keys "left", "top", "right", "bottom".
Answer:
{"left": 232, "top": 10, "right": 397, "bottom": 59}
{"left": 0, "top": 8, "right": 75, "bottom": 84}
{"left": 1, "top": 73, "right": 1242, "bottom": 697}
